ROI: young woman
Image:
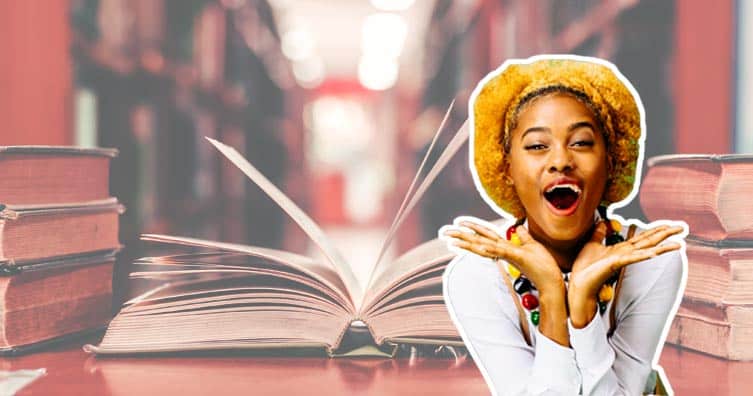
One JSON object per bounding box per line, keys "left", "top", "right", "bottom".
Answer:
{"left": 440, "top": 55, "right": 687, "bottom": 395}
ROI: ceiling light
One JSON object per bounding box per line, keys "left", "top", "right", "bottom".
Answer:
{"left": 281, "top": 30, "right": 315, "bottom": 61}
{"left": 370, "top": 0, "right": 415, "bottom": 11}
{"left": 361, "top": 13, "right": 407, "bottom": 58}
{"left": 292, "top": 57, "right": 325, "bottom": 89}
{"left": 358, "top": 55, "right": 398, "bottom": 91}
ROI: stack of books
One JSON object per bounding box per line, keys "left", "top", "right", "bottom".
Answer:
{"left": 640, "top": 154, "right": 753, "bottom": 360}
{"left": 0, "top": 146, "right": 122, "bottom": 355}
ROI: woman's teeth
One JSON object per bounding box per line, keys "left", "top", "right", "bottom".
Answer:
{"left": 545, "top": 183, "right": 581, "bottom": 195}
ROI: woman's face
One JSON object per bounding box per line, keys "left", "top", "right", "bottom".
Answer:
{"left": 506, "top": 93, "right": 608, "bottom": 244}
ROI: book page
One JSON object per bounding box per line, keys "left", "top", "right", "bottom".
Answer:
{"left": 205, "top": 138, "right": 363, "bottom": 309}
{"left": 130, "top": 247, "right": 353, "bottom": 312}
{"left": 368, "top": 102, "right": 454, "bottom": 288}
{"left": 125, "top": 270, "right": 350, "bottom": 317}
{"left": 363, "top": 120, "right": 469, "bottom": 306}
{"left": 364, "top": 218, "right": 509, "bottom": 315}
{"left": 140, "top": 233, "right": 354, "bottom": 313}
{"left": 363, "top": 238, "right": 452, "bottom": 313}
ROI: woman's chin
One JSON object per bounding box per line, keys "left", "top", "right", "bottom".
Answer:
{"left": 540, "top": 226, "right": 585, "bottom": 243}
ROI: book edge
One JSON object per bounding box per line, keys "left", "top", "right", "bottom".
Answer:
{"left": 0, "top": 146, "right": 118, "bottom": 158}
{"left": 647, "top": 153, "right": 753, "bottom": 167}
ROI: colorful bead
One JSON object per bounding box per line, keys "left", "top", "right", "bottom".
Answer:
{"left": 506, "top": 225, "right": 517, "bottom": 240}
{"left": 606, "top": 271, "right": 620, "bottom": 285}
{"left": 599, "top": 301, "right": 608, "bottom": 314}
{"left": 507, "top": 264, "right": 521, "bottom": 279}
{"left": 606, "top": 233, "right": 625, "bottom": 246}
{"left": 510, "top": 233, "right": 522, "bottom": 246}
{"left": 610, "top": 220, "right": 622, "bottom": 232}
{"left": 513, "top": 277, "right": 532, "bottom": 294}
{"left": 531, "top": 310, "right": 540, "bottom": 325}
{"left": 599, "top": 284, "right": 614, "bottom": 302}
{"left": 521, "top": 293, "right": 539, "bottom": 310}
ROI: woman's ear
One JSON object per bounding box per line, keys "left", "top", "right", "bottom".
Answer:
{"left": 501, "top": 161, "right": 514, "bottom": 185}
{"left": 505, "top": 175, "right": 514, "bottom": 186}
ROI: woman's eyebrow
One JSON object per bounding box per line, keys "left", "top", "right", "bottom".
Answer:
{"left": 520, "top": 127, "right": 550, "bottom": 140}
{"left": 568, "top": 121, "right": 596, "bottom": 132}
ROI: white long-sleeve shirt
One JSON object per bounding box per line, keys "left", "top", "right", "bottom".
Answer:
{"left": 442, "top": 224, "right": 686, "bottom": 395}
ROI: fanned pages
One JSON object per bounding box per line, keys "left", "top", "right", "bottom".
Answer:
{"left": 88, "top": 112, "right": 474, "bottom": 357}
{"left": 205, "top": 137, "right": 362, "bottom": 307}
{"left": 370, "top": 101, "right": 454, "bottom": 284}
{"left": 369, "top": 120, "right": 469, "bottom": 289}
{"left": 138, "top": 234, "right": 353, "bottom": 312}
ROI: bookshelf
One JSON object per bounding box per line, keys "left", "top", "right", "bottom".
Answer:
{"left": 396, "top": 0, "right": 497, "bottom": 252}
{"left": 69, "top": 0, "right": 304, "bottom": 305}
{"left": 414, "top": 0, "right": 683, "bottom": 224}
{"left": 70, "top": 0, "right": 303, "bottom": 250}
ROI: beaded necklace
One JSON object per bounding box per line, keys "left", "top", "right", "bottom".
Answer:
{"left": 503, "top": 207, "right": 624, "bottom": 326}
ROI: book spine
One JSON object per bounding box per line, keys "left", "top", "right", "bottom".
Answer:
{"left": 1, "top": 201, "right": 123, "bottom": 219}
{"left": 0, "top": 250, "right": 119, "bottom": 277}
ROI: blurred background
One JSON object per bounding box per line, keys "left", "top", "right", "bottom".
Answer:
{"left": 0, "top": 0, "right": 746, "bottom": 287}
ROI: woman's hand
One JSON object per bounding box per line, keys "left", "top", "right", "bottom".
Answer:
{"left": 443, "top": 219, "right": 570, "bottom": 346}
{"left": 568, "top": 221, "right": 684, "bottom": 328}
{"left": 442, "top": 220, "right": 564, "bottom": 295}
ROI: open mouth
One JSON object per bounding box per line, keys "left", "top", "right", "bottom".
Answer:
{"left": 543, "top": 183, "right": 582, "bottom": 214}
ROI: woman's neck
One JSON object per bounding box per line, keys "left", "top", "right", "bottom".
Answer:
{"left": 527, "top": 222, "right": 595, "bottom": 273}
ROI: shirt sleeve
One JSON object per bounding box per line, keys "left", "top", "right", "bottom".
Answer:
{"left": 444, "top": 254, "right": 581, "bottom": 395}
{"left": 568, "top": 249, "right": 685, "bottom": 395}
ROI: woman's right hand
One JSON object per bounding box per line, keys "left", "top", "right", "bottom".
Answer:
{"left": 442, "top": 219, "right": 564, "bottom": 295}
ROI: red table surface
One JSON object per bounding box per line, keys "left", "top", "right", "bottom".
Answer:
{"left": 2, "top": 341, "right": 753, "bottom": 395}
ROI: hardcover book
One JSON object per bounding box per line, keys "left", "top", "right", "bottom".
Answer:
{"left": 640, "top": 154, "right": 753, "bottom": 241}
{"left": 0, "top": 253, "right": 116, "bottom": 354}
{"left": 682, "top": 238, "right": 753, "bottom": 305}
{"left": 0, "top": 146, "right": 117, "bottom": 206}
{"left": 87, "top": 117, "right": 471, "bottom": 357}
{"left": 667, "top": 296, "right": 753, "bottom": 360}
{"left": 0, "top": 199, "right": 123, "bottom": 264}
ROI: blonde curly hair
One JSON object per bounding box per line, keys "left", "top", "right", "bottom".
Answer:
{"left": 471, "top": 56, "right": 643, "bottom": 219}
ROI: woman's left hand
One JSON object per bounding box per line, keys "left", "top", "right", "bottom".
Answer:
{"left": 567, "top": 221, "right": 684, "bottom": 328}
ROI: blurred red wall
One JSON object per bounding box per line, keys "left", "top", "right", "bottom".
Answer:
{"left": 674, "top": 0, "right": 734, "bottom": 153}
{"left": 0, "top": 0, "right": 72, "bottom": 145}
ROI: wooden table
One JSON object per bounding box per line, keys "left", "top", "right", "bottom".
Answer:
{"left": 3, "top": 340, "right": 752, "bottom": 395}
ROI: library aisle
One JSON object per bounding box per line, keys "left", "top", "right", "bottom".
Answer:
{"left": 2, "top": 1, "right": 752, "bottom": 395}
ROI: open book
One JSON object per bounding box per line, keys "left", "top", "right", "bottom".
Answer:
{"left": 86, "top": 108, "right": 474, "bottom": 357}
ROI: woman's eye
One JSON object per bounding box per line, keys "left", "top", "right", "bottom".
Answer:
{"left": 524, "top": 144, "right": 547, "bottom": 150}
{"left": 571, "top": 140, "right": 594, "bottom": 147}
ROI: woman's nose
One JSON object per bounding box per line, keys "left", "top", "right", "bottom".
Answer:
{"left": 548, "top": 145, "right": 574, "bottom": 173}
